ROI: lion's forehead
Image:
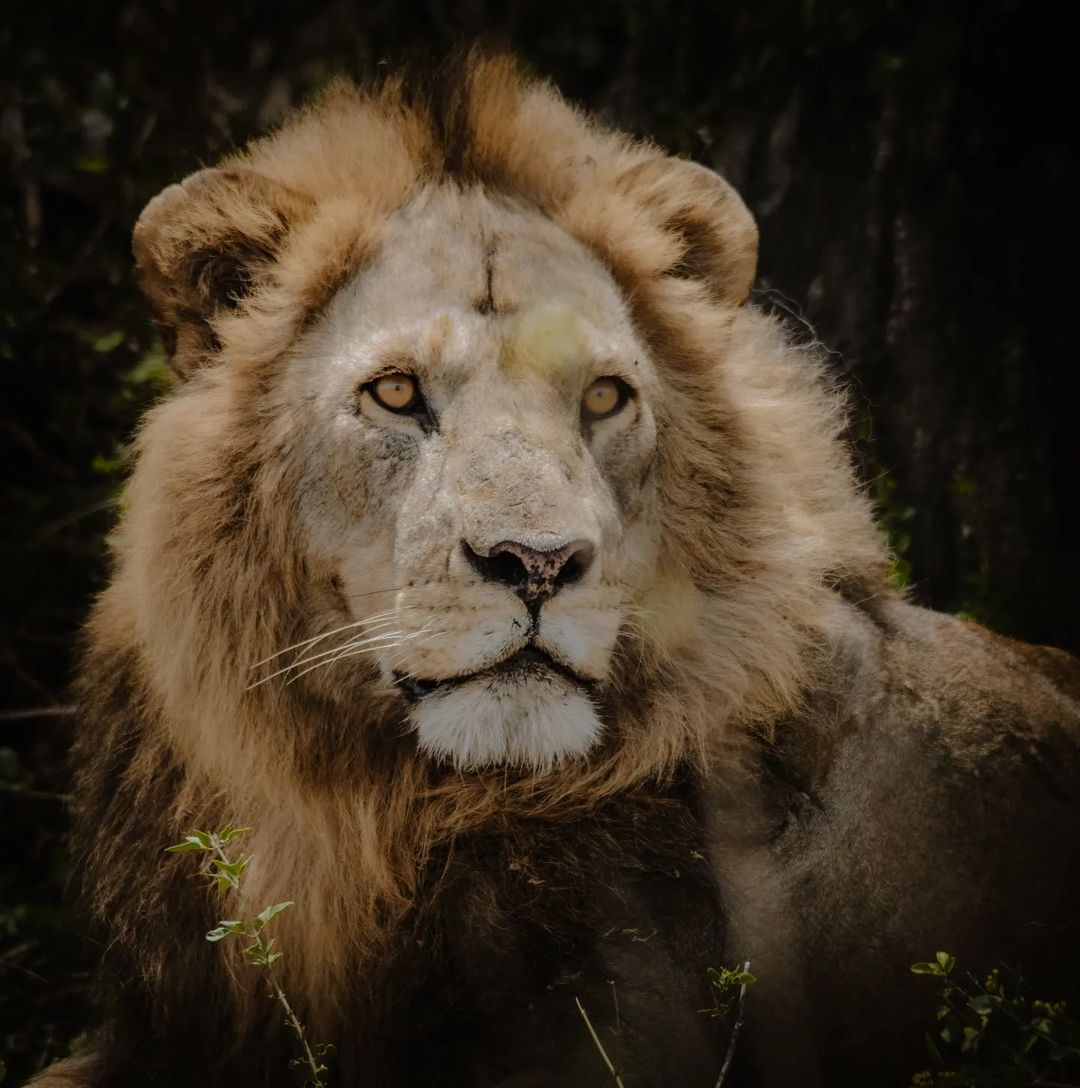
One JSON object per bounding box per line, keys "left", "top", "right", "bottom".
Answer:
{"left": 318, "top": 187, "right": 651, "bottom": 389}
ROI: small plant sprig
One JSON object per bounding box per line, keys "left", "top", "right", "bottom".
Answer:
{"left": 910, "top": 951, "right": 1080, "bottom": 1087}
{"left": 166, "top": 827, "right": 334, "bottom": 1087}
{"left": 702, "top": 962, "right": 756, "bottom": 1088}
{"left": 702, "top": 963, "right": 757, "bottom": 1021}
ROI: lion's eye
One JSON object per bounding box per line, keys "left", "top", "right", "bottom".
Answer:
{"left": 582, "top": 377, "right": 632, "bottom": 422}
{"left": 367, "top": 373, "right": 420, "bottom": 413}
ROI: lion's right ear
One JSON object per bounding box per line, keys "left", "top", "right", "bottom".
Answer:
{"left": 613, "top": 157, "right": 759, "bottom": 307}
{"left": 132, "top": 167, "right": 315, "bottom": 378}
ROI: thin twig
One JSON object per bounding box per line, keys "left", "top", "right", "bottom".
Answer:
{"left": 267, "top": 962, "right": 322, "bottom": 1083}
{"left": 0, "top": 782, "right": 72, "bottom": 805}
{"left": 35, "top": 496, "right": 119, "bottom": 540}
{"left": 0, "top": 705, "right": 76, "bottom": 721}
{"left": 575, "top": 997, "right": 625, "bottom": 1088}
{"left": 715, "top": 960, "right": 752, "bottom": 1088}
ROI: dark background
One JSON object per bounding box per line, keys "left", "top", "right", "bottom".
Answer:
{"left": 2, "top": 0, "right": 1076, "bottom": 1080}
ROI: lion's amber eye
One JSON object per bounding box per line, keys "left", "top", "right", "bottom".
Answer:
{"left": 368, "top": 373, "right": 419, "bottom": 413}
{"left": 582, "top": 377, "right": 631, "bottom": 421}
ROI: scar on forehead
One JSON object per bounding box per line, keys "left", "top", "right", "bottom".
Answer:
{"left": 474, "top": 236, "right": 497, "bottom": 316}
{"left": 500, "top": 302, "right": 590, "bottom": 377}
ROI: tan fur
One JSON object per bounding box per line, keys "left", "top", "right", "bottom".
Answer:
{"left": 45, "top": 52, "right": 920, "bottom": 1083}
{"left": 113, "top": 59, "right": 882, "bottom": 1007}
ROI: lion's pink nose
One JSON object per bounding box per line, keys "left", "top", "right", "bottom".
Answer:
{"left": 463, "top": 539, "right": 595, "bottom": 610}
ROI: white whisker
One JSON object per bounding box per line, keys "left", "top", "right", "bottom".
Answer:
{"left": 283, "top": 621, "right": 442, "bottom": 686}
{"left": 248, "top": 607, "right": 413, "bottom": 669}
{"left": 248, "top": 626, "right": 409, "bottom": 688}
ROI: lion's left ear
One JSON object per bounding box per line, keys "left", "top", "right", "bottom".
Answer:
{"left": 619, "top": 157, "right": 759, "bottom": 307}
{"left": 132, "top": 167, "right": 316, "bottom": 377}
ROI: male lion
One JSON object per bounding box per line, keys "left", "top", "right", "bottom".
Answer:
{"left": 38, "top": 53, "right": 1079, "bottom": 1088}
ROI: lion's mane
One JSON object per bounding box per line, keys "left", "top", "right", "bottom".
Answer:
{"left": 71, "top": 51, "right": 887, "bottom": 1058}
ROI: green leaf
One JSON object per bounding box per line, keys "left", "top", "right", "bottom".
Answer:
{"left": 166, "top": 832, "right": 214, "bottom": 853}
{"left": 243, "top": 936, "right": 284, "bottom": 968}
{"left": 211, "top": 857, "right": 248, "bottom": 877}
{"left": 923, "top": 1031, "right": 945, "bottom": 1066}
{"left": 208, "top": 919, "right": 247, "bottom": 939}
{"left": 126, "top": 345, "right": 169, "bottom": 386}
{"left": 934, "top": 951, "right": 956, "bottom": 974}
{"left": 218, "top": 826, "right": 252, "bottom": 843}
{"left": 207, "top": 856, "right": 248, "bottom": 893}
{"left": 92, "top": 331, "right": 125, "bottom": 353}
{"left": 912, "top": 962, "right": 943, "bottom": 976}
{"left": 76, "top": 155, "right": 108, "bottom": 173}
{"left": 255, "top": 901, "right": 294, "bottom": 929}
{"left": 206, "top": 919, "right": 247, "bottom": 941}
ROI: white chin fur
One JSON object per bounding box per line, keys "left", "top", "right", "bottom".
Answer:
{"left": 410, "top": 673, "right": 602, "bottom": 771}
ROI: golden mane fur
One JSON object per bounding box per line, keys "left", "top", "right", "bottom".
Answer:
{"left": 73, "top": 51, "right": 889, "bottom": 1044}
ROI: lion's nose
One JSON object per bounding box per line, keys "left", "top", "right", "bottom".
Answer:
{"left": 463, "top": 539, "right": 595, "bottom": 610}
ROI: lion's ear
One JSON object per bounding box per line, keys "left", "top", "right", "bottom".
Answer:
{"left": 619, "top": 157, "right": 759, "bottom": 307}
{"left": 132, "top": 167, "right": 315, "bottom": 378}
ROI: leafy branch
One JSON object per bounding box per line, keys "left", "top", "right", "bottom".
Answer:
{"left": 702, "top": 962, "right": 755, "bottom": 1088}
{"left": 910, "top": 951, "right": 1080, "bottom": 1087}
{"left": 166, "top": 827, "right": 333, "bottom": 1086}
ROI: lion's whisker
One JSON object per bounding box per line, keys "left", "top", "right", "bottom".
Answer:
{"left": 271, "top": 625, "right": 410, "bottom": 676}
{"left": 249, "top": 608, "right": 416, "bottom": 669}
{"left": 249, "top": 632, "right": 412, "bottom": 690}
{"left": 283, "top": 621, "right": 443, "bottom": 686}
{"left": 343, "top": 586, "right": 406, "bottom": 599}
{"left": 282, "top": 642, "right": 411, "bottom": 686}
{"left": 249, "top": 622, "right": 406, "bottom": 683}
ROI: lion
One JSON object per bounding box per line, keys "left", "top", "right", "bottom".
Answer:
{"left": 35, "top": 52, "right": 1079, "bottom": 1088}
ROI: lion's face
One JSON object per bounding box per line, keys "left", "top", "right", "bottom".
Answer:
{"left": 131, "top": 64, "right": 879, "bottom": 789}
{"left": 288, "top": 188, "right": 660, "bottom": 769}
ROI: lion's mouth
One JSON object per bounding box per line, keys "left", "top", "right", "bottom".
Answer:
{"left": 393, "top": 644, "right": 592, "bottom": 700}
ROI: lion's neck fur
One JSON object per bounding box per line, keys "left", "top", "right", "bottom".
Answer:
{"left": 78, "top": 279, "right": 890, "bottom": 1023}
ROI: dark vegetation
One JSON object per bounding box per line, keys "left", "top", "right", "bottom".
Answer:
{"left": 2, "top": 1, "right": 1076, "bottom": 1081}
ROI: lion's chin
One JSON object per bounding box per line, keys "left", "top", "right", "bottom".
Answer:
{"left": 408, "top": 673, "right": 602, "bottom": 771}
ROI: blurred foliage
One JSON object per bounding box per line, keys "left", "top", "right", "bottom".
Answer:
{"left": 910, "top": 953, "right": 1080, "bottom": 1086}
{"left": 1, "top": 0, "right": 1076, "bottom": 1081}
